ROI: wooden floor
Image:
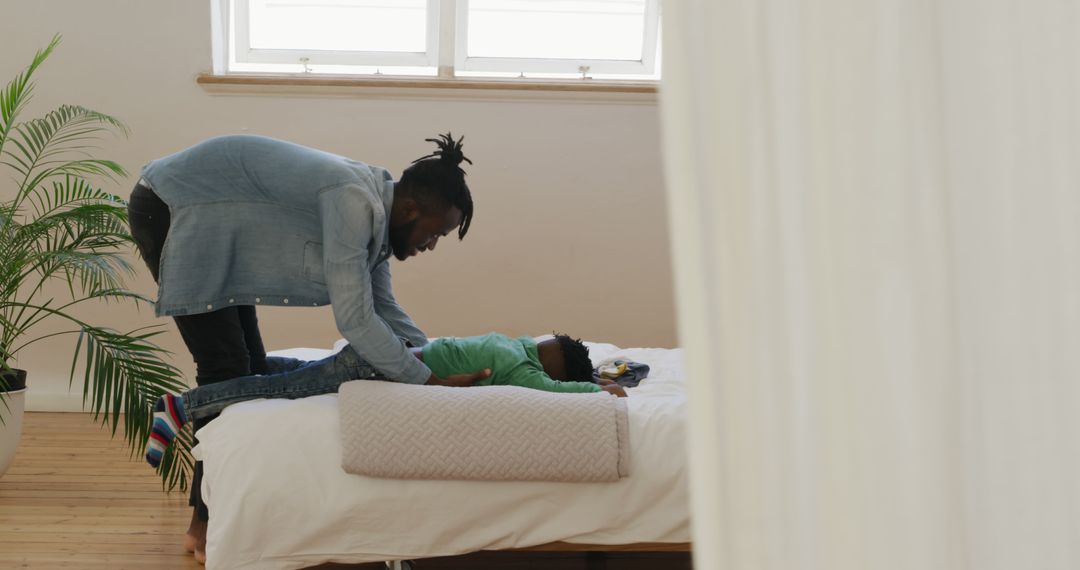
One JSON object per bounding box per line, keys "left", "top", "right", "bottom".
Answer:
{"left": 1, "top": 413, "right": 692, "bottom": 570}
{"left": 0, "top": 412, "right": 201, "bottom": 569}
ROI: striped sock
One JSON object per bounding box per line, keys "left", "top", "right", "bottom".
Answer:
{"left": 146, "top": 394, "right": 188, "bottom": 468}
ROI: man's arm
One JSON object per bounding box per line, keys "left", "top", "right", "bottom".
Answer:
{"left": 319, "top": 186, "right": 432, "bottom": 384}
{"left": 371, "top": 260, "right": 428, "bottom": 347}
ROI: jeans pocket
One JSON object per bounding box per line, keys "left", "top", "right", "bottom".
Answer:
{"left": 128, "top": 213, "right": 163, "bottom": 280}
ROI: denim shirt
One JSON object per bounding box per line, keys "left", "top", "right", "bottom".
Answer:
{"left": 141, "top": 135, "right": 432, "bottom": 384}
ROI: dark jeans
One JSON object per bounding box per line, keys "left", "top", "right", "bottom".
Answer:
{"left": 128, "top": 183, "right": 268, "bottom": 522}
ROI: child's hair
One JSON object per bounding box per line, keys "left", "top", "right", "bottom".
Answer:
{"left": 399, "top": 132, "right": 474, "bottom": 239}
{"left": 554, "top": 333, "right": 594, "bottom": 382}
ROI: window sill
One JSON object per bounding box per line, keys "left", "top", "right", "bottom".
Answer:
{"left": 196, "top": 73, "right": 658, "bottom": 103}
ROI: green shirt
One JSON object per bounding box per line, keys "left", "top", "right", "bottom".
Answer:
{"left": 422, "top": 333, "right": 601, "bottom": 393}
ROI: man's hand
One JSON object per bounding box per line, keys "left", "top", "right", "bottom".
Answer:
{"left": 597, "top": 378, "right": 616, "bottom": 386}
{"left": 426, "top": 369, "right": 491, "bottom": 387}
{"left": 601, "top": 384, "right": 627, "bottom": 398}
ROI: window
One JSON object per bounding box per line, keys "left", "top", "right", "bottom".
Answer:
{"left": 214, "top": 0, "right": 661, "bottom": 80}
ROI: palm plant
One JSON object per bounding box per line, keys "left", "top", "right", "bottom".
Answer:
{"left": 0, "top": 35, "right": 192, "bottom": 490}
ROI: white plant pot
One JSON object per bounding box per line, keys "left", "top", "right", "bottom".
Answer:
{"left": 0, "top": 388, "right": 27, "bottom": 478}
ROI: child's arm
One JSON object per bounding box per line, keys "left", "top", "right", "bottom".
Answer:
{"left": 601, "top": 384, "right": 628, "bottom": 397}
{"left": 510, "top": 368, "right": 603, "bottom": 394}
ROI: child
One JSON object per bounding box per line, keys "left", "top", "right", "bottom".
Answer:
{"left": 146, "top": 333, "right": 626, "bottom": 466}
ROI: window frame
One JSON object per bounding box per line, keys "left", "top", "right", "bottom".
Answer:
{"left": 230, "top": 0, "right": 440, "bottom": 69}
{"left": 453, "top": 0, "right": 661, "bottom": 76}
{"left": 213, "top": 0, "right": 662, "bottom": 79}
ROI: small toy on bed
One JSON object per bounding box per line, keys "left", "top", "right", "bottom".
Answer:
{"left": 593, "top": 358, "right": 650, "bottom": 388}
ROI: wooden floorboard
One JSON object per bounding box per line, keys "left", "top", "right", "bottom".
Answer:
{"left": 0, "top": 412, "right": 200, "bottom": 570}
{"left": 1, "top": 413, "right": 692, "bottom": 569}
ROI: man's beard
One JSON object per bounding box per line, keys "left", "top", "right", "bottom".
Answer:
{"left": 388, "top": 218, "right": 418, "bottom": 261}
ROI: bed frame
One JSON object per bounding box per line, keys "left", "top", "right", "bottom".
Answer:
{"left": 379, "top": 542, "right": 692, "bottom": 570}
{"left": 516, "top": 541, "right": 691, "bottom": 552}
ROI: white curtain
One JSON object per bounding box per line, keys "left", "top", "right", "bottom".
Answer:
{"left": 659, "top": 1, "right": 1080, "bottom": 569}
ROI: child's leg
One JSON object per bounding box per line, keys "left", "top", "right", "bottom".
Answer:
{"left": 263, "top": 355, "right": 307, "bottom": 375}
{"left": 144, "top": 345, "right": 380, "bottom": 466}
{"left": 182, "top": 344, "right": 379, "bottom": 423}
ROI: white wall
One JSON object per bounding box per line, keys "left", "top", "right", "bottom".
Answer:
{"left": 1, "top": 1, "right": 675, "bottom": 410}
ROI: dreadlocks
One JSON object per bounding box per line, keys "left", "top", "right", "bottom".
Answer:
{"left": 554, "top": 333, "right": 594, "bottom": 383}
{"left": 399, "top": 132, "right": 474, "bottom": 239}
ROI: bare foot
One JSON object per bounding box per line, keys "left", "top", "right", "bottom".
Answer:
{"left": 185, "top": 509, "right": 208, "bottom": 563}
{"left": 184, "top": 509, "right": 200, "bottom": 552}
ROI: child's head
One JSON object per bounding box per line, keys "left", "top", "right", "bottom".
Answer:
{"left": 536, "top": 333, "right": 594, "bottom": 382}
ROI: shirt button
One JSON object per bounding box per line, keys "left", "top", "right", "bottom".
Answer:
{"left": 283, "top": 298, "right": 289, "bottom": 304}
{"left": 229, "top": 298, "right": 235, "bottom": 303}
{"left": 206, "top": 304, "right": 213, "bottom": 310}
{"left": 255, "top": 297, "right": 261, "bottom": 303}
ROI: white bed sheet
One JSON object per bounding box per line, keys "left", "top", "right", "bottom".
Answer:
{"left": 194, "top": 342, "right": 690, "bottom": 569}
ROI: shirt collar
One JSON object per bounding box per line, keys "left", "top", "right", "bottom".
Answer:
{"left": 380, "top": 176, "right": 395, "bottom": 217}
{"left": 379, "top": 176, "right": 395, "bottom": 263}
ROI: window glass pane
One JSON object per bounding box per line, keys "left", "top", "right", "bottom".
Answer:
{"left": 467, "top": 0, "right": 647, "bottom": 60}
{"left": 248, "top": 0, "right": 427, "bottom": 52}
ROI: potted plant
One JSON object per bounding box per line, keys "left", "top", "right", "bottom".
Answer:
{"left": 0, "top": 35, "right": 189, "bottom": 485}
{"left": 0, "top": 369, "right": 27, "bottom": 476}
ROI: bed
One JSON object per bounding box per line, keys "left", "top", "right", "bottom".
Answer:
{"left": 193, "top": 340, "right": 691, "bottom": 569}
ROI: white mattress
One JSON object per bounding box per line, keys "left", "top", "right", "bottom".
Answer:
{"left": 194, "top": 342, "right": 690, "bottom": 570}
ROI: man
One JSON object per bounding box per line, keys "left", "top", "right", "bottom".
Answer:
{"left": 127, "top": 132, "right": 487, "bottom": 562}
